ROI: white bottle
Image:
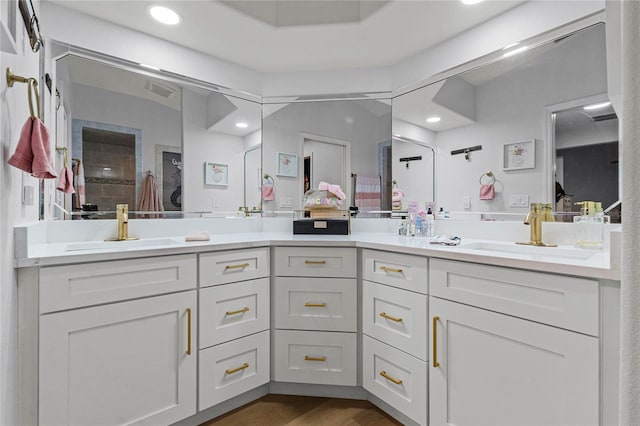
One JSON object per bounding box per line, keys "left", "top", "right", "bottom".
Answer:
{"left": 435, "top": 207, "right": 445, "bottom": 220}
{"left": 426, "top": 208, "right": 435, "bottom": 237}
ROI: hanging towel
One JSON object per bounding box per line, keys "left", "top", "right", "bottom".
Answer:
{"left": 354, "top": 175, "right": 381, "bottom": 211}
{"left": 56, "top": 166, "right": 75, "bottom": 194}
{"left": 8, "top": 117, "right": 57, "bottom": 179}
{"left": 479, "top": 184, "right": 495, "bottom": 200}
{"left": 72, "top": 159, "right": 86, "bottom": 209}
{"left": 262, "top": 185, "right": 275, "bottom": 201}
{"left": 137, "top": 171, "right": 164, "bottom": 218}
{"left": 318, "top": 181, "right": 346, "bottom": 200}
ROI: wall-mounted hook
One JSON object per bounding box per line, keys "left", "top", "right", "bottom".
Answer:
{"left": 451, "top": 145, "right": 482, "bottom": 161}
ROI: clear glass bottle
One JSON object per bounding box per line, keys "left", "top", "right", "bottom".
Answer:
{"left": 573, "top": 201, "right": 608, "bottom": 249}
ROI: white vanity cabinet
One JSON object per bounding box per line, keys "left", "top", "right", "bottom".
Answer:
{"left": 20, "top": 254, "right": 198, "bottom": 426}
{"left": 428, "top": 258, "right": 600, "bottom": 426}
{"left": 273, "top": 247, "right": 357, "bottom": 386}
{"left": 361, "top": 249, "right": 429, "bottom": 426}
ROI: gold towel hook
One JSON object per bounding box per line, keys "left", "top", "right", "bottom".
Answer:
{"left": 479, "top": 171, "right": 495, "bottom": 185}
{"left": 6, "top": 68, "right": 40, "bottom": 119}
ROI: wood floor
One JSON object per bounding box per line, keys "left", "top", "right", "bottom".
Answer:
{"left": 201, "top": 394, "right": 402, "bottom": 426}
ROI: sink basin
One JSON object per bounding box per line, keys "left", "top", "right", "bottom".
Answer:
{"left": 459, "top": 241, "right": 599, "bottom": 260}
{"left": 65, "top": 238, "right": 181, "bottom": 252}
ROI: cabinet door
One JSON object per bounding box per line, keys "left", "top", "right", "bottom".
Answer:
{"left": 429, "top": 297, "right": 598, "bottom": 426}
{"left": 39, "top": 291, "right": 197, "bottom": 426}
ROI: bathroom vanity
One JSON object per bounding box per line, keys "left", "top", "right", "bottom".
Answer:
{"left": 14, "top": 221, "right": 620, "bottom": 426}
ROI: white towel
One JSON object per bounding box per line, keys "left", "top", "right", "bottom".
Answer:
{"left": 620, "top": 2, "right": 640, "bottom": 423}
{"left": 72, "top": 159, "right": 85, "bottom": 209}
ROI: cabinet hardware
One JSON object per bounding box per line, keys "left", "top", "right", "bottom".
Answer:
{"left": 380, "top": 266, "right": 403, "bottom": 273}
{"left": 226, "top": 307, "right": 250, "bottom": 316}
{"left": 380, "top": 370, "right": 403, "bottom": 385}
{"left": 433, "top": 316, "right": 439, "bottom": 367}
{"left": 304, "top": 355, "right": 327, "bottom": 362}
{"left": 304, "top": 260, "right": 327, "bottom": 265}
{"left": 225, "top": 363, "right": 250, "bottom": 375}
{"left": 304, "top": 302, "right": 327, "bottom": 307}
{"left": 225, "top": 262, "right": 250, "bottom": 270}
{"left": 379, "top": 312, "right": 403, "bottom": 322}
{"left": 186, "top": 308, "right": 192, "bottom": 355}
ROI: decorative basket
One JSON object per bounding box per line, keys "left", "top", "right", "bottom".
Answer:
{"left": 303, "top": 189, "right": 343, "bottom": 211}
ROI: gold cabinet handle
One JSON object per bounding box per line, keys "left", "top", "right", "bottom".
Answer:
{"left": 305, "top": 260, "right": 327, "bottom": 265}
{"left": 226, "top": 307, "right": 250, "bottom": 316}
{"left": 380, "top": 370, "right": 403, "bottom": 385}
{"left": 304, "top": 302, "right": 327, "bottom": 307}
{"left": 380, "top": 266, "right": 403, "bottom": 273}
{"left": 379, "top": 312, "right": 403, "bottom": 323}
{"left": 304, "top": 355, "right": 326, "bottom": 362}
{"left": 433, "top": 316, "right": 440, "bottom": 368}
{"left": 225, "top": 363, "right": 249, "bottom": 375}
{"left": 225, "top": 262, "right": 250, "bottom": 270}
{"left": 186, "top": 308, "right": 192, "bottom": 356}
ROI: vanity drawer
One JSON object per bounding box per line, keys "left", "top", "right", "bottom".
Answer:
{"left": 274, "top": 277, "right": 356, "bottom": 332}
{"left": 274, "top": 330, "right": 356, "bottom": 386}
{"left": 363, "top": 335, "right": 427, "bottom": 426}
{"left": 199, "top": 330, "right": 270, "bottom": 410}
{"left": 362, "top": 249, "right": 428, "bottom": 294}
{"left": 199, "top": 248, "right": 269, "bottom": 287}
{"left": 429, "top": 258, "right": 599, "bottom": 336}
{"left": 363, "top": 280, "right": 428, "bottom": 361}
{"left": 39, "top": 254, "right": 197, "bottom": 314}
{"left": 274, "top": 247, "right": 356, "bottom": 278}
{"left": 200, "top": 278, "right": 269, "bottom": 349}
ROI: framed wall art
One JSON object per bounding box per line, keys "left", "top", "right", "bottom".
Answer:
{"left": 204, "top": 162, "right": 229, "bottom": 186}
{"left": 503, "top": 139, "right": 535, "bottom": 171}
{"left": 276, "top": 152, "right": 297, "bottom": 177}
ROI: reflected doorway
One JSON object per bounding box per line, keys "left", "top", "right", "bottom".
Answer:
{"left": 302, "top": 133, "right": 351, "bottom": 203}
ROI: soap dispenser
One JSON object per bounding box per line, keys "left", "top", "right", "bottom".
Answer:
{"left": 573, "top": 201, "right": 608, "bottom": 249}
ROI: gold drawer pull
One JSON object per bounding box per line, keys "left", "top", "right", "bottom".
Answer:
{"left": 380, "top": 370, "right": 403, "bottom": 385}
{"left": 226, "top": 307, "right": 250, "bottom": 316}
{"left": 225, "top": 262, "right": 250, "bottom": 270}
{"left": 305, "top": 260, "right": 327, "bottom": 265}
{"left": 304, "top": 355, "right": 326, "bottom": 362}
{"left": 304, "top": 302, "right": 327, "bottom": 308}
{"left": 380, "top": 266, "right": 403, "bottom": 273}
{"left": 379, "top": 312, "right": 403, "bottom": 323}
{"left": 433, "top": 316, "right": 440, "bottom": 368}
{"left": 225, "top": 363, "right": 249, "bottom": 375}
{"left": 186, "top": 308, "right": 192, "bottom": 356}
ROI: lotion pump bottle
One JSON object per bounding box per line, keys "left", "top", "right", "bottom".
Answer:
{"left": 574, "top": 201, "right": 608, "bottom": 249}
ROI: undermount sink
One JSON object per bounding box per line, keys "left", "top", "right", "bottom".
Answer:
{"left": 65, "top": 238, "right": 181, "bottom": 252}
{"left": 459, "top": 241, "right": 600, "bottom": 260}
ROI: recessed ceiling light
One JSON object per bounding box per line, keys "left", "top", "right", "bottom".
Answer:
{"left": 139, "top": 63, "right": 161, "bottom": 71}
{"left": 461, "top": 0, "right": 484, "bottom": 5}
{"left": 426, "top": 116, "right": 441, "bottom": 123}
{"left": 583, "top": 101, "right": 611, "bottom": 111}
{"left": 502, "top": 45, "right": 529, "bottom": 58}
{"left": 235, "top": 122, "right": 249, "bottom": 128}
{"left": 149, "top": 6, "right": 180, "bottom": 25}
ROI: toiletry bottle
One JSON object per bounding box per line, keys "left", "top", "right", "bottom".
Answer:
{"left": 436, "top": 207, "right": 445, "bottom": 220}
{"left": 426, "top": 208, "right": 435, "bottom": 237}
{"left": 415, "top": 216, "right": 423, "bottom": 237}
{"left": 574, "top": 201, "right": 607, "bottom": 249}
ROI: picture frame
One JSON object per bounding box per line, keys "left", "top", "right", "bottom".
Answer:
{"left": 155, "top": 145, "right": 182, "bottom": 210}
{"left": 502, "top": 139, "right": 535, "bottom": 171}
{"left": 204, "top": 162, "right": 229, "bottom": 186}
{"left": 276, "top": 152, "right": 298, "bottom": 177}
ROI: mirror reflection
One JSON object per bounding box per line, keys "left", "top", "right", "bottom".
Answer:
{"left": 261, "top": 99, "right": 391, "bottom": 215}
{"left": 53, "top": 53, "right": 261, "bottom": 219}
{"left": 392, "top": 23, "right": 612, "bottom": 216}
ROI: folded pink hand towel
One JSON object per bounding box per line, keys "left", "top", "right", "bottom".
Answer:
{"left": 480, "top": 184, "right": 495, "bottom": 200}
{"left": 8, "top": 118, "right": 35, "bottom": 173}
{"left": 57, "top": 166, "right": 76, "bottom": 194}
{"left": 318, "top": 181, "right": 346, "bottom": 200}
{"left": 8, "top": 117, "right": 57, "bottom": 179}
{"left": 262, "top": 185, "right": 275, "bottom": 201}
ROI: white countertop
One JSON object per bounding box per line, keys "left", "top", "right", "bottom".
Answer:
{"left": 17, "top": 231, "right": 619, "bottom": 281}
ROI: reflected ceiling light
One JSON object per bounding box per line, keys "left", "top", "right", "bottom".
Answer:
{"left": 502, "top": 42, "right": 520, "bottom": 50}
{"left": 461, "top": 0, "right": 484, "bottom": 4}
{"left": 426, "top": 116, "right": 441, "bottom": 123}
{"left": 502, "top": 45, "right": 529, "bottom": 58}
{"left": 583, "top": 101, "right": 611, "bottom": 111}
{"left": 235, "top": 122, "right": 249, "bottom": 128}
{"left": 139, "top": 63, "right": 161, "bottom": 71}
{"left": 149, "top": 6, "right": 180, "bottom": 25}
{"left": 393, "top": 133, "right": 401, "bottom": 137}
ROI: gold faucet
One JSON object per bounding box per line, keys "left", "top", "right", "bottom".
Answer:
{"left": 517, "top": 202, "right": 557, "bottom": 247}
{"left": 114, "top": 204, "right": 138, "bottom": 241}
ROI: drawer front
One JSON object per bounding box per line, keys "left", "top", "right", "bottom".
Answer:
{"left": 362, "top": 249, "right": 428, "bottom": 294}
{"left": 39, "top": 254, "right": 197, "bottom": 314}
{"left": 363, "top": 280, "right": 428, "bottom": 361}
{"left": 429, "top": 258, "right": 599, "bottom": 336}
{"left": 363, "top": 335, "right": 427, "bottom": 426}
{"left": 275, "top": 277, "right": 357, "bottom": 332}
{"left": 199, "top": 331, "right": 270, "bottom": 410}
{"left": 274, "top": 330, "right": 356, "bottom": 386}
{"left": 274, "top": 247, "right": 356, "bottom": 278}
{"left": 200, "top": 248, "right": 269, "bottom": 287}
{"left": 200, "top": 278, "right": 270, "bottom": 349}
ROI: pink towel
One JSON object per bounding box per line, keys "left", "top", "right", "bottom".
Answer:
{"left": 8, "top": 117, "right": 57, "bottom": 179}
{"left": 318, "top": 181, "right": 346, "bottom": 200}
{"left": 262, "top": 185, "right": 275, "bottom": 201}
{"left": 72, "top": 159, "right": 86, "bottom": 208}
{"left": 480, "top": 184, "right": 495, "bottom": 200}
{"left": 56, "top": 166, "right": 75, "bottom": 194}
{"left": 137, "top": 171, "right": 164, "bottom": 218}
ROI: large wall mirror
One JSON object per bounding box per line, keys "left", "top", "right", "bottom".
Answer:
{"left": 393, "top": 22, "right": 615, "bottom": 218}
{"left": 51, "top": 50, "right": 261, "bottom": 219}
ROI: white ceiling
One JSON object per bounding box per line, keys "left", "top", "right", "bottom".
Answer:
{"left": 46, "top": 0, "right": 526, "bottom": 73}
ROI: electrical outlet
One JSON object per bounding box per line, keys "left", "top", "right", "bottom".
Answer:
{"left": 279, "top": 197, "right": 292, "bottom": 208}
{"left": 463, "top": 195, "right": 471, "bottom": 209}
{"left": 510, "top": 195, "right": 529, "bottom": 207}
{"left": 23, "top": 186, "right": 34, "bottom": 205}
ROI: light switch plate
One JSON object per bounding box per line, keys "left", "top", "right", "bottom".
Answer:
{"left": 23, "top": 185, "right": 34, "bottom": 205}
{"left": 279, "top": 197, "right": 292, "bottom": 208}
{"left": 463, "top": 195, "right": 471, "bottom": 209}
